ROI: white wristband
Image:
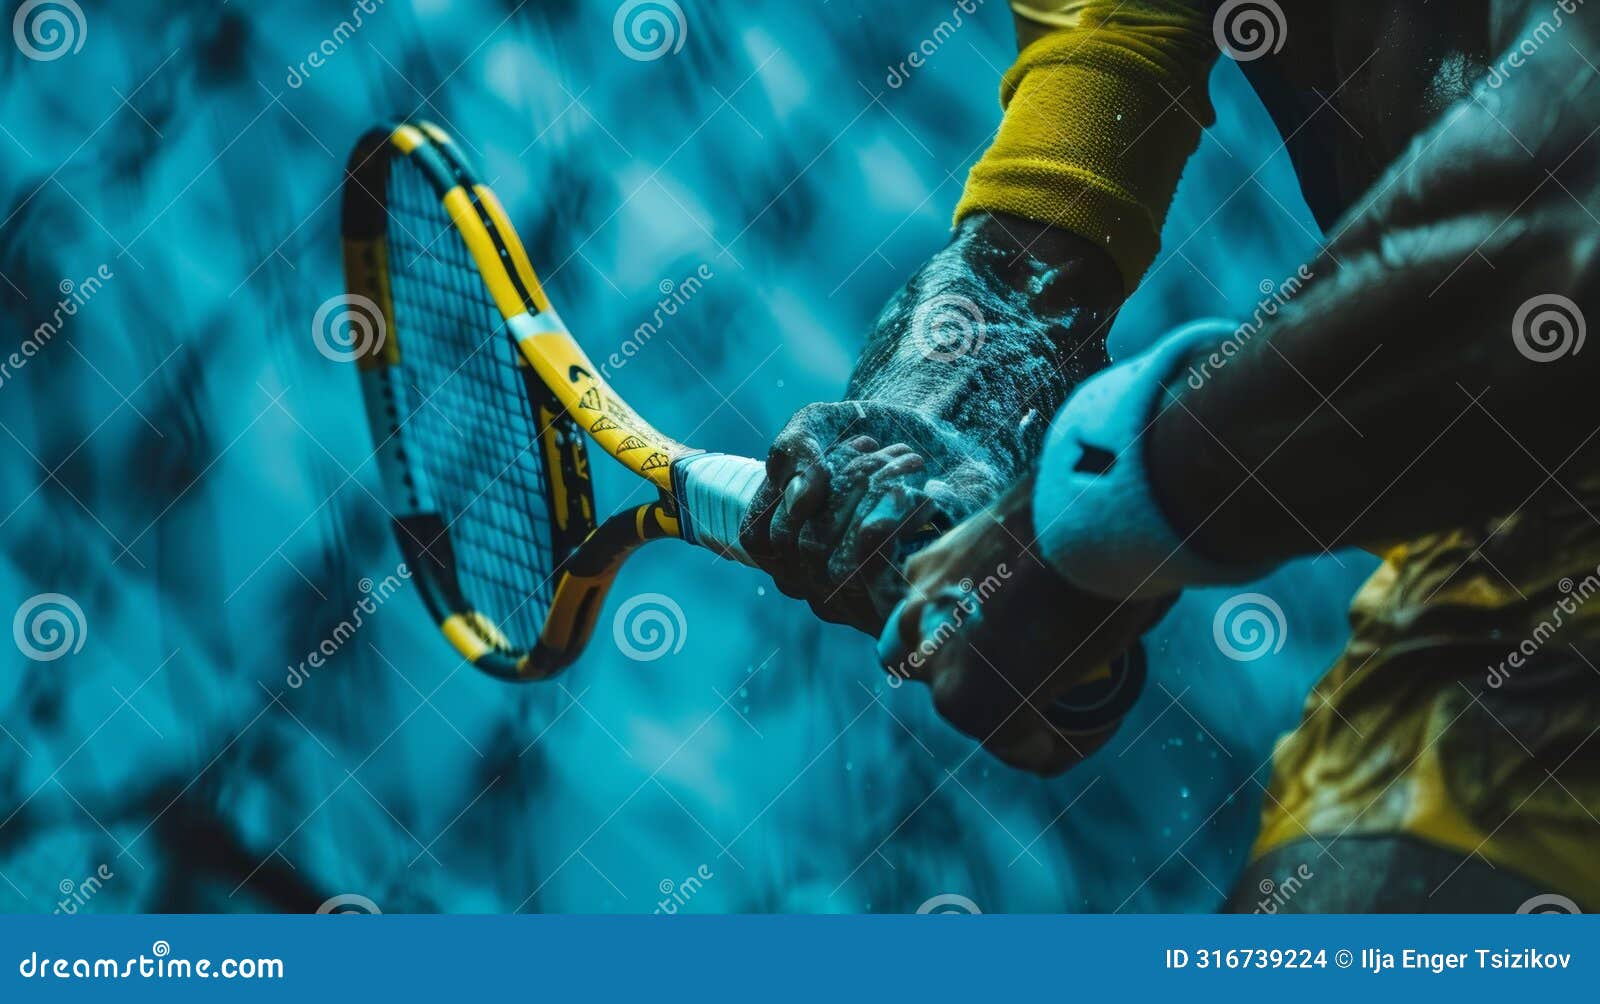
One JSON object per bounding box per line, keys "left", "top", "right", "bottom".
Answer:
{"left": 1033, "top": 319, "right": 1272, "bottom": 600}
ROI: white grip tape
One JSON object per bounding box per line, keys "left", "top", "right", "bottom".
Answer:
{"left": 675, "top": 453, "right": 765, "bottom": 567}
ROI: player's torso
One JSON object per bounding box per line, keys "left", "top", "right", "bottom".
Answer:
{"left": 1229, "top": 0, "right": 1494, "bottom": 230}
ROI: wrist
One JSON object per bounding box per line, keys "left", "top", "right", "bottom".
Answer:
{"left": 1031, "top": 320, "right": 1276, "bottom": 600}
{"left": 848, "top": 212, "right": 1126, "bottom": 481}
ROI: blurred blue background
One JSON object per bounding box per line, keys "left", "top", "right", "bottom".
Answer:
{"left": 0, "top": 0, "right": 1373, "bottom": 913}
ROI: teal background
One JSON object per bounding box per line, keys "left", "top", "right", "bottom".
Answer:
{"left": 0, "top": 0, "right": 1372, "bottom": 912}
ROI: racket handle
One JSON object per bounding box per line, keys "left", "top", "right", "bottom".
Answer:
{"left": 672, "top": 452, "right": 766, "bottom": 567}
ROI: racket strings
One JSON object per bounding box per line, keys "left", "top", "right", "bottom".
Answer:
{"left": 384, "top": 160, "right": 556, "bottom": 648}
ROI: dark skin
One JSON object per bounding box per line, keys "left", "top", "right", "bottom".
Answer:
{"left": 752, "top": 1, "right": 1600, "bottom": 775}
{"left": 740, "top": 210, "right": 1123, "bottom": 633}
{"left": 878, "top": 473, "right": 1173, "bottom": 774}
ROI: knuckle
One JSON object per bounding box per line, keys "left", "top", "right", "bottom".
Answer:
{"left": 825, "top": 550, "right": 860, "bottom": 585}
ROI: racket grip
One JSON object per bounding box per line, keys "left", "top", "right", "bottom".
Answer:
{"left": 672, "top": 453, "right": 766, "bottom": 567}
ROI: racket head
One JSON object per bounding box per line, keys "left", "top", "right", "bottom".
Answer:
{"left": 340, "top": 121, "right": 598, "bottom": 679}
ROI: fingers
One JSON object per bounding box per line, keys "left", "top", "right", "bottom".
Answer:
{"left": 929, "top": 657, "right": 1087, "bottom": 777}
{"left": 764, "top": 429, "right": 827, "bottom": 552}
{"left": 808, "top": 445, "right": 921, "bottom": 565}
{"left": 769, "top": 438, "right": 934, "bottom": 608}
{"left": 876, "top": 584, "right": 1087, "bottom": 777}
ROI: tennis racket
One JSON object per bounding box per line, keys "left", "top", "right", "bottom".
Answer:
{"left": 339, "top": 119, "right": 1143, "bottom": 735}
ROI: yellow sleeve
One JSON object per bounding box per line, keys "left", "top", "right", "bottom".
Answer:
{"left": 954, "top": 1, "right": 1217, "bottom": 291}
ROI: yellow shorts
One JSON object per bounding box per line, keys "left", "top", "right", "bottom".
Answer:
{"left": 1253, "top": 512, "right": 1600, "bottom": 911}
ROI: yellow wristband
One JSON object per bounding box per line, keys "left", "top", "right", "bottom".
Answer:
{"left": 955, "top": 1, "right": 1216, "bottom": 291}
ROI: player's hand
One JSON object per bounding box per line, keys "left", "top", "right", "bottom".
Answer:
{"left": 875, "top": 475, "right": 1174, "bottom": 776}
{"left": 739, "top": 400, "right": 1003, "bottom": 633}
{"left": 740, "top": 211, "right": 1123, "bottom": 634}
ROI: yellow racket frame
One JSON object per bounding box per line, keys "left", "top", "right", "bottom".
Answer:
{"left": 342, "top": 119, "right": 1146, "bottom": 737}
{"left": 344, "top": 120, "right": 701, "bottom": 680}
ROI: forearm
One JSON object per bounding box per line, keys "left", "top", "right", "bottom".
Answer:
{"left": 1145, "top": 20, "right": 1600, "bottom": 565}
{"left": 845, "top": 211, "right": 1123, "bottom": 480}
{"left": 846, "top": 0, "right": 1213, "bottom": 481}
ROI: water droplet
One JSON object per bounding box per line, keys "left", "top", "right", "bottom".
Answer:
{"left": 756, "top": 586, "right": 766, "bottom": 597}
{"left": 1179, "top": 786, "right": 1191, "bottom": 798}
